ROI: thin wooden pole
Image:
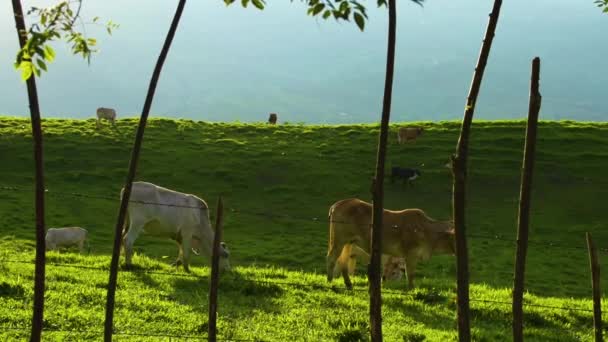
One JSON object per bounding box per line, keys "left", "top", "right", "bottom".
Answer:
{"left": 586, "top": 232, "right": 603, "bottom": 342}
{"left": 512, "top": 57, "right": 541, "bottom": 342}
{"left": 11, "top": 1, "right": 46, "bottom": 341}
{"left": 103, "top": 1, "right": 187, "bottom": 340}
{"left": 369, "top": 0, "right": 397, "bottom": 341}
{"left": 451, "top": 1, "right": 503, "bottom": 340}
{"left": 208, "top": 197, "right": 224, "bottom": 342}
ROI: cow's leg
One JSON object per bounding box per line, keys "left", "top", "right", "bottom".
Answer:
{"left": 339, "top": 247, "right": 357, "bottom": 290}
{"left": 341, "top": 266, "right": 353, "bottom": 290}
{"left": 78, "top": 239, "right": 85, "bottom": 253}
{"left": 326, "top": 243, "right": 344, "bottom": 283}
{"left": 181, "top": 235, "right": 192, "bottom": 273}
{"left": 171, "top": 242, "right": 184, "bottom": 267}
{"left": 123, "top": 223, "right": 141, "bottom": 268}
{"left": 404, "top": 256, "right": 419, "bottom": 289}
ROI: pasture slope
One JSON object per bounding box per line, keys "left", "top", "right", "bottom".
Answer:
{"left": 0, "top": 116, "right": 607, "bottom": 341}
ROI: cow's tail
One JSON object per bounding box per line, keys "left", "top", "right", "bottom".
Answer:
{"left": 341, "top": 243, "right": 356, "bottom": 275}
{"left": 328, "top": 204, "right": 335, "bottom": 251}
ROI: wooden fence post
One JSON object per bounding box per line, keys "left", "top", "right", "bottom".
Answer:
{"left": 208, "top": 197, "right": 224, "bottom": 342}
{"left": 103, "top": 1, "right": 187, "bottom": 341}
{"left": 586, "top": 232, "right": 603, "bottom": 342}
{"left": 369, "top": 0, "right": 397, "bottom": 341}
{"left": 512, "top": 57, "right": 541, "bottom": 342}
{"left": 11, "top": 1, "right": 47, "bottom": 340}
{"left": 451, "top": 1, "right": 503, "bottom": 340}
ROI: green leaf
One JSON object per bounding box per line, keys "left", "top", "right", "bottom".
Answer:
{"left": 251, "top": 0, "right": 265, "bottom": 10}
{"left": 36, "top": 58, "right": 47, "bottom": 71}
{"left": 44, "top": 45, "right": 56, "bottom": 62}
{"left": 354, "top": 12, "right": 365, "bottom": 31}
{"left": 311, "top": 3, "right": 325, "bottom": 16}
{"left": 20, "top": 61, "right": 33, "bottom": 81}
{"left": 322, "top": 10, "right": 332, "bottom": 19}
{"left": 33, "top": 65, "right": 41, "bottom": 77}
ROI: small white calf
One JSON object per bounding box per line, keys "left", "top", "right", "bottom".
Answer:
{"left": 45, "top": 227, "right": 89, "bottom": 253}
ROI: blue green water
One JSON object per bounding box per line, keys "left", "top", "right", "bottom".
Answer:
{"left": 1, "top": 0, "right": 606, "bottom": 123}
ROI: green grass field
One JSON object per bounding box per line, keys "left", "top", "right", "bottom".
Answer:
{"left": 1, "top": 116, "right": 607, "bottom": 341}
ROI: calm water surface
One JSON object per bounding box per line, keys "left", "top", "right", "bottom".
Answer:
{"left": 0, "top": 0, "right": 606, "bottom": 123}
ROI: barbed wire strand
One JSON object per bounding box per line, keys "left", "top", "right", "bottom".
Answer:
{"left": 1, "top": 185, "right": 605, "bottom": 253}
{"left": 469, "top": 298, "right": 594, "bottom": 313}
{"left": 0, "top": 325, "right": 258, "bottom": 341}
{"left": 0, "top": 258, "right": 599, "bottom": 314}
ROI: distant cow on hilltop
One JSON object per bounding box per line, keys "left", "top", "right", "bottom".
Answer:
{"left": 268, "top": 113, "right": 278, "bottom": 125}
{"left": 96, "top": 107, "right": 117, "bottom": 128}
{"left": 397, "top": 127, "right": 423, "bottom": 144}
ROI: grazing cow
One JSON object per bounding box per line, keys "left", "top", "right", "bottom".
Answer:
{"left": 45, "top": 227, "right": 89, "bottom": 253}
{"left": 268, "top": 113, "right": 278, "bottom": 125}
{"left": 333, "top": 243, "right": 405, "bottom": 282}
{"left": 122, "top": 181, "right": 230, "bottom": 273}
{"left": 391, "top": 167, "right": 421, "bottom": 187}
{"left": 96, "top": 107, "right": 117, "bottom": 127}
{"left": 397, "top": 127, "right": 423, "bottom": 144}
{"left": 327, "top": 198, "right": 455, "bottom": 289}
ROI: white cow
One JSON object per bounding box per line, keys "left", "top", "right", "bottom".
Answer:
{"left": 96, "top": 107, "right": 117, "bottom": 127}
{"left": 122, "top": 181, "right": 230, "bottom": 273}
{"left": 45, "top": 227, "right": 89, "bottom": 253}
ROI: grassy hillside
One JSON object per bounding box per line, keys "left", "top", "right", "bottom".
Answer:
{"left": 1, "top": 117, "right": 607, "bottom": 341}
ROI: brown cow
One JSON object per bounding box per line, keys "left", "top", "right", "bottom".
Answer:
{"left": 327, "top": 198, "right": 455, "bottom": 289}
{"left": 332, "top": 243, "right": 405, "bottom": 282}
{"left": 397, "top": 127, "right": 423, "bottom": 144}
{"left": 268, "top": 113, "right": 278, "bottom": 125}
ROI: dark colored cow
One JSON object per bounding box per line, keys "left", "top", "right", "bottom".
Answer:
{"left": 391, "top": 167, "right": 421, "bottom": 186}
{"left": 268, "top": 113, "right": 278, "bottom": 125}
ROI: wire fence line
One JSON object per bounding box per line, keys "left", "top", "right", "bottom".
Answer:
{"left": 0, "top": 185, "right": 605, "bottom": 254}
{"left": 0, "top": 258, "right": 599, "bottom": 315}
{"left": 0, "top": 185, "right": 603, "bottom": 339}
{"left": 468, "top": 299, "right": 594, "bottom": 313}
{"left": 0, "top": 325, "right": 258, "bottom": 341}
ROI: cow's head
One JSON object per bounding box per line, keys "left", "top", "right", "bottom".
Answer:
{"left": 190, "top": 238, "right": 231, "bottom": 272}
{"left": 382, "top": 257, "right": 406, "bottom": 282}
{"left": 218, "top": 242, "right": 231, "bottom": 272}
{"left": 434, "top": 228, "right": 456, "bottom": 256}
